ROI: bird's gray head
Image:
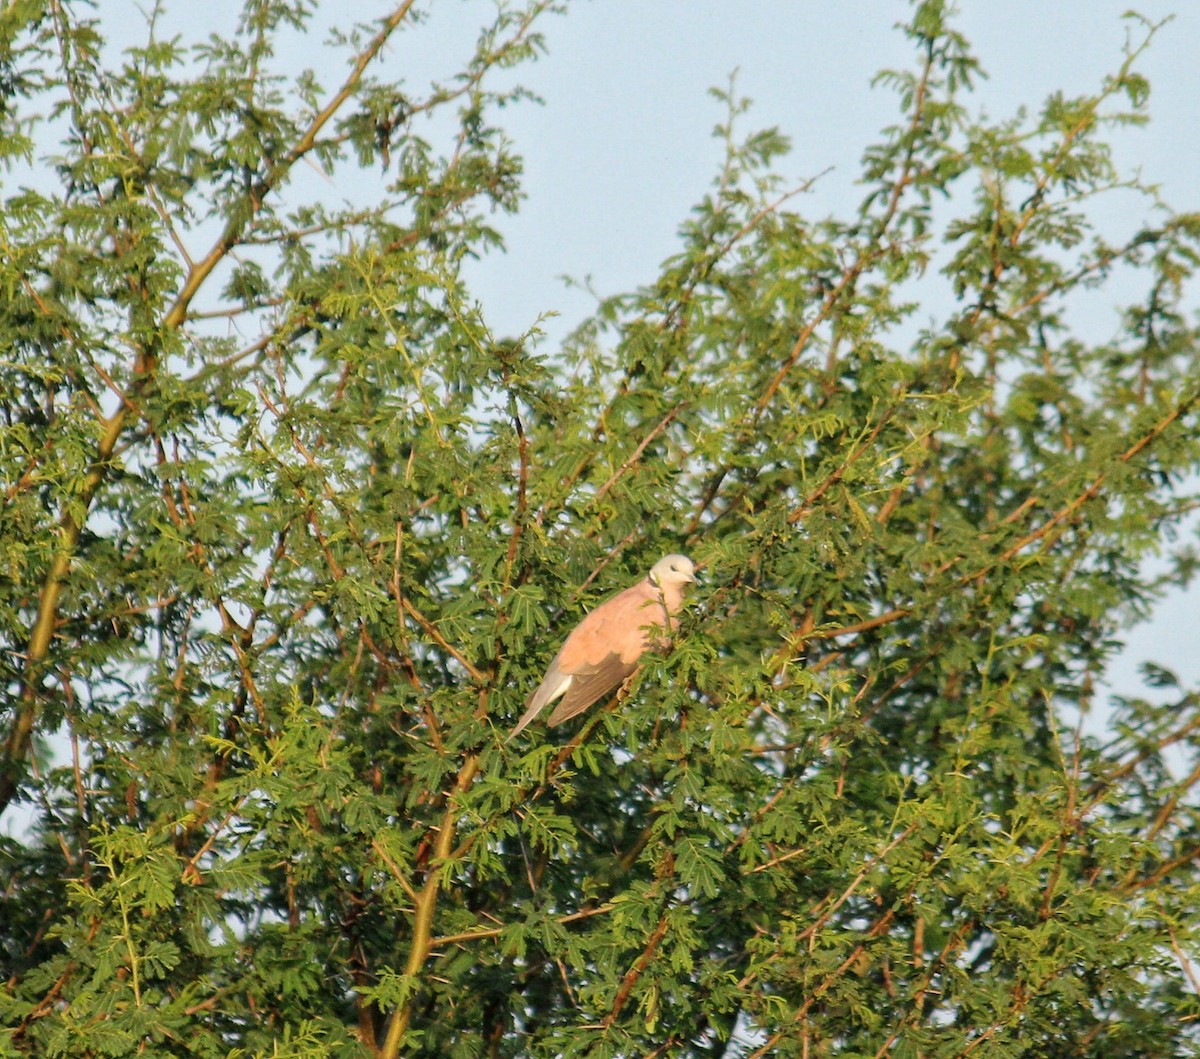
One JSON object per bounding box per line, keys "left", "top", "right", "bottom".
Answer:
{"left": 648, "top": 553, "right": 698, "bottom": 588}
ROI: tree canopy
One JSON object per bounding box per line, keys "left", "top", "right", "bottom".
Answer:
{"left": 2, "top": 2, "right": 1199, "bottom": 1056}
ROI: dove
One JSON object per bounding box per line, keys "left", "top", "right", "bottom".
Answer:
{"left": 507, "top": 554, "right": 699, "bottom": 741}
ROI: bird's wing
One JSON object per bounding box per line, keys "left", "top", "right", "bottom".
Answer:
{"left": 557, "top": 582, "right": 664, "bottom": 671}
{"left": 545, "top": 652, "right": 638, "bottom": 725}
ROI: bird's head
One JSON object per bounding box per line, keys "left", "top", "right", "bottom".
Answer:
{"left": 648, "top": 553, "right": 699, "bottom": 590}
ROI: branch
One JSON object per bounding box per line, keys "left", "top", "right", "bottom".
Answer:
{"left": 398, "top": 596, "right": 486, "bottom": 683}
{"left": 786, "top": 402, "right": 901, "bottom": 524}
{"left": 598, "top": 912, "right": 670, "bottom": 1030}
{"left": 428, "top": 902, "right": 615, "bottom": 948}
{"left": 590, "top": 400, "right": 687, "bottom": 508}
{"left": 163, "top": 0, "right": 417, "bottom": 332}
{"left": 381, "top": 753, "right": 482, "bottom": 1058}
{"left": 756, "top": 40, "right": 935, "bottom": 416}
{"left": 745, "top": 908, "right": 898, "bottom": 1059}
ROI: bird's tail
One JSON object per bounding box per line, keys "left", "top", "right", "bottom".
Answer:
{"left": 505, "top": 664, "right": 570, "bottom": 743}
{"left": 504, "top": 696, "right": 544, "bottom": 743}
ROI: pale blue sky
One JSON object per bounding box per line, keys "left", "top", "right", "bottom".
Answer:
{"left": 465, "top": 1, "right": 1197, "bottom": 335}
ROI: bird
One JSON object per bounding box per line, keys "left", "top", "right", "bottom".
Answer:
{"left": 507, "top": 554, "right": 699, "bottom": 741}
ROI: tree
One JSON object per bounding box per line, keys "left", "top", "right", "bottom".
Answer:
{"left": 2, "top": 0, "right": 1199, "bottom": 1055}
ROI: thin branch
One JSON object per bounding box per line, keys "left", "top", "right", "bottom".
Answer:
{"left": 163, "top": 0, "right": 417, "bottom": 333}
{"left": 381, "top": 753, "right": 482, "bottom": 1058}
{"left": 429, "top": 902, "right": 616, "bottom": 948}
{"left": 599, "top": 912, "right": 670, "bottom": 1030}
{"left": 590, "top": 400, "right": 687, "bottom": 507}
{"left": 398, "top": 596, "right": 485, "bottom": 683}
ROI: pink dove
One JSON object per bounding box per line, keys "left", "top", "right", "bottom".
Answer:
{"left": 507, "top": 554, "right": 699, "bottom": 740}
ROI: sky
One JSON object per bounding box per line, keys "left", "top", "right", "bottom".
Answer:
{"left": 430, "top": 0, "right": 1199, "bottom": 704}
{"left": 461, "top": 0, "right": 1198, "bottom": 336}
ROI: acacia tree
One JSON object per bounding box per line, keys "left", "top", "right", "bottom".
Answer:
{"left": 2, "top": 1, "right": 1199, "bottom": 1056}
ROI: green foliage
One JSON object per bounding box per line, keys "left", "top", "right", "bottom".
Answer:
{"left": 2, "top": 1, "right": 1199, "bottom": 1057}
